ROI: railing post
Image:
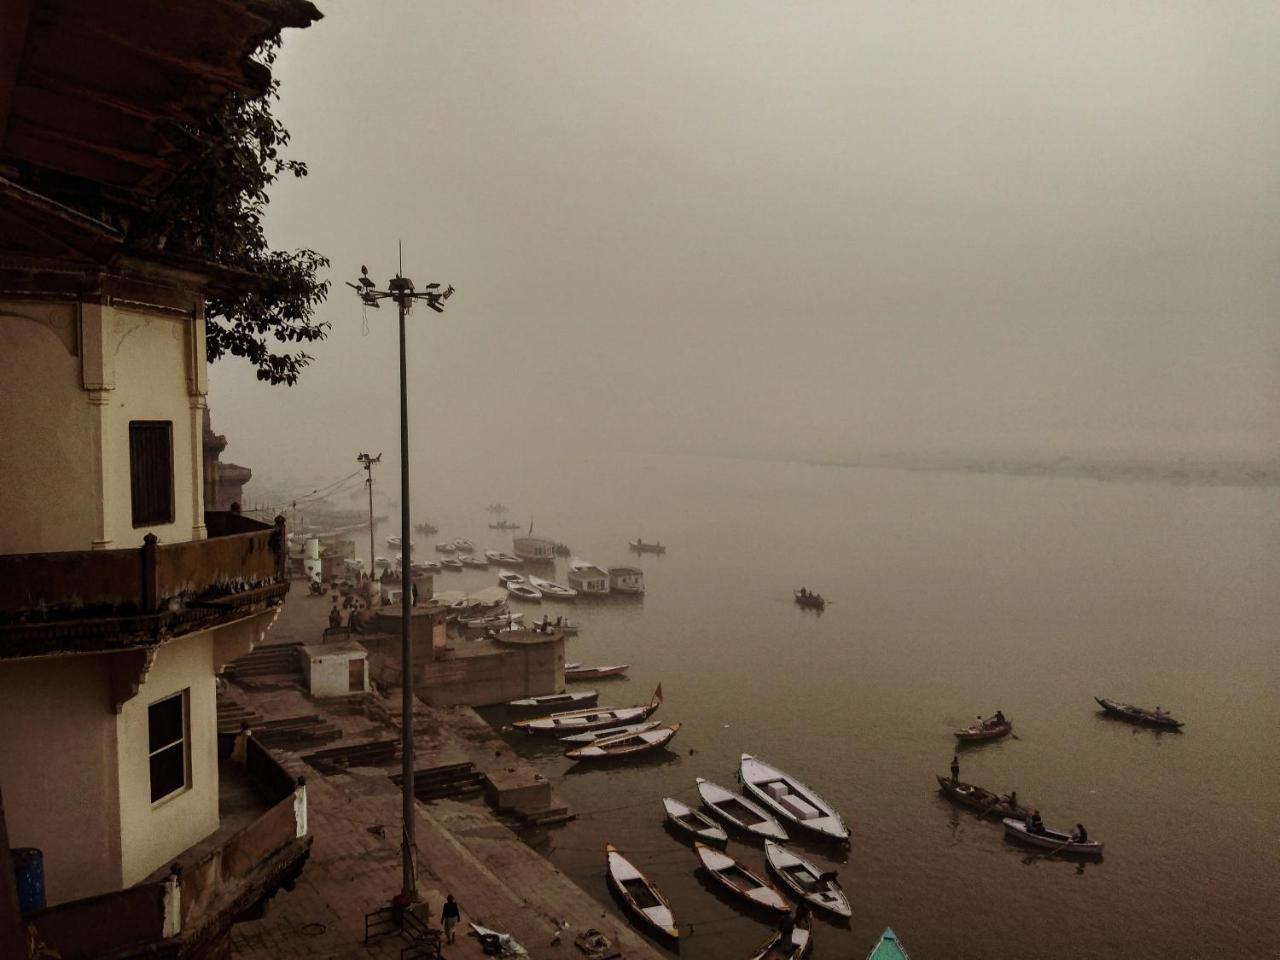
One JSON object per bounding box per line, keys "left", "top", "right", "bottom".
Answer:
{"left": 293, "top": 776, "right": 308, "bottom": 838}
{"left": 162, "top": 864, "right": 182, "bottom": 938}
{"left": 273, "top": 515, "right": 288, "bottom": 580}
{"left": 141, "top": 533, "right": 159, "bottom": 612}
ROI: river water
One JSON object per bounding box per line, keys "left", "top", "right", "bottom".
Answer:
{"left": 399, "top": 452, "right": 1278, "bottom": 959}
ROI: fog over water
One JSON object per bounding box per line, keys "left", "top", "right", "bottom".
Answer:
{"left": 209, "top": 1, "right": 1279, "bottom": 480}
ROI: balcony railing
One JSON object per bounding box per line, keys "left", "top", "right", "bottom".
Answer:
{"left": 24, "top": 735, "right": 309, "bottom": 960}
{"left": 0, "top": 513, "right": 289, "bottom": 655}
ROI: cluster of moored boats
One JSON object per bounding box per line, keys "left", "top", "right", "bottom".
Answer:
{"left": 505, "top": 686, "right": 678, "bottom": 763}
{"left": 599, "top": 754, "right": 911, "bottom": 959}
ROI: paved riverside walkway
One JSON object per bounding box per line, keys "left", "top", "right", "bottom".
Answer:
{"left": 228, "top": 579, "right": 664, "bottom": 959}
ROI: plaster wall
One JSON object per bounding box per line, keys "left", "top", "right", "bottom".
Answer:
{"left": 116, "top": 632, "right": 220, "bottom": 887}
{"left": 420, "top": 639, "right": 563, "bottom": 707}
{"left": 0, "top": 303, "right": 96, "bottom": 553}
{"left": 102, "top": 306, "right": 202, "bottom": 548}
{"left": 302, "top": 650, "right": 367, "bottom": 697}
{"left": 0, "top": 655, "right": 122, "bottom": 904}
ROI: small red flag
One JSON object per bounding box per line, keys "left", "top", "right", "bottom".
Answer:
{"left": 654, "top": 683, "right": 663, "bottom": 703}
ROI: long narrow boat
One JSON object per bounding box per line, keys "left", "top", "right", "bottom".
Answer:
{"left": 1002, "top": 818, "right": 1104, "bottom": 857}
{"left": 629, "top": 539, "right": 666, "bottom": 555}
{"left": 606, "top": 844, "right": 678, "bottom": 940}
{"left": 459, "top": 554, "right": 488, "bottom": 568}
{"left": 954, "top": 719, "right": 1013, "bottom": 742}
{"left": 763, "top": 841, "right": 851, "bottom": 918}
{"left": 565, "top": 663, "right": 629, "bottom": 682}
{"left": 565, "top": 723, "right": 680, "bottom": 762}
{"left": 561, "top": 719, "right": 663, "bottom": 745}
{"left": 749, "top": 919, "right": 811, "bottom": 960}
{"left": 695, "top": 843, "right": 789, "bottom": 913}
{"left": 508, "top": 690, "right": 597, "bottom": 711}
{"left": 485, "top": 550, "right": 523, "bottom": 565}
{"left": 440, "top": 557, "right": 464, "bottom": 570}
{"left": 866, "top": 928, "right": 911, "bottom": 960}
{"left": 452, "top": 538, "right": 474, "bottom": 553}
{"left": 695, "top": 777, "right": 788, "bottom": 841}
{"left": 435, "top": 542, "right": 456, "bottom": 554}
{"left": 529, "top": 576, "right": 579, "bottom": 600}
{"left": 460, "top": 611, "right": 522, "bottom": 629}
{"left": 793, "top": 590, "right": 825, "bottom": 609}
{"left": 496, "top": 569, "right": 524, "bottom": 586}
{"left": 935, "top": 776, "right": 1030, "bottom": 820}
{"left": 506, "top": 582, "right": 542, "bottom": 601}
{"left": 740, "top": 754, "right": 849, "bottom": 842}
{"left": 513, "top": 692, "right": 661, "bottom": 735}
{"left": 1095, "top": 696, "right": 1184, "bottom": 729}
{"left": 662, "top": 798, "right": 728, "bottom": 845}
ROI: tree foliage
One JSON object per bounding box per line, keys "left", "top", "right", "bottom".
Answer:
{"left": 131, "top": 39, "right": 329, "bottom": 385}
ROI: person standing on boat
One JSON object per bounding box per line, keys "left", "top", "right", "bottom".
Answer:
{"left": 994, "top": 709, "right": 1006, "bottom": 726}
{"left": 441, "top": 894, "right": 461, "bottom": 943}
{"left": 950, "top": 755, "right": 960, "bottom": 784}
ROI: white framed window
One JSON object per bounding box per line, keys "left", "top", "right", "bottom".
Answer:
{"left": 148, "top": 690, "right": 189, "bottom": 803}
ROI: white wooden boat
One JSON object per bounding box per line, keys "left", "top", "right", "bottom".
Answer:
{"left": 461, "top": 611, "right": 522, "bottom": 629}
{"left": 528, "top": 576, "right": 578, "bottom": 600}
{"left": 740, "top": 754, "right": 849, "bottom": 842}
{"left": 434, "top": 542, "right": 456, "bottom": 554}
{"left": 763, "top": 841, "right": 851, "bottom": 918}
{"left": 496, "top": 569, "right": 525, "bottom": 586}
{"left": 386, "top": 535, "right": 402, "bottom": 548}
{"left": 567, "top": 558, "right": 610, "bottom": 595}
{"left": 485, "top": 550, "right": 522, "bottom": 565}
{"left": 565, "top": 723, "right": 680, "bottom": 761}
{"left": 1002, "top": 818, "right": 1104, "bottom": 856}
{"left": 459, "top": 554, "right": 488, "bottom": 568}
{"left": 661, "top": 798, "right": 728, "bottom": 845}
{"left": 560, "top": 719, "right": 663, "bottom": 744}
{"left": 749, "top": 920, "right": 811, "bottom": 960}
{"left": 452, "top": 538, "right": 474, "bottom": 552}
{"left": 410, "top": 561, "right": 441, "bottom": 575}
{"left": 440, "top": 557, "right": 464, "bottom": 570}
{"left": 507, "top": 582, "right": 542, "bottom": 601}
{"left": 512, "top": 691, "right": 661, "bottom": 734}
{"left": 606, "top": 844, "right": 678, "bottom": 939}
{"left": 508, "top": 690, "right": 597, "bottom": 711}
{"left": 695, "top": 842, "right": 788, "bottom": 913}
{"left": 565, "top": 662, "right": 629, "bottom": 682}
{"left": 695, "top": 777, "right": 788, "bottom": 841}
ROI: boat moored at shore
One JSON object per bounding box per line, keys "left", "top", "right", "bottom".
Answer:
{"left": 740, "top": 754, "right": 849, "bottom": 842}
{"left": 763, "top": 841, "right": 851, "bottom": 917}
{"left": 606, "top": 844, "right": 678, "bottom": 940}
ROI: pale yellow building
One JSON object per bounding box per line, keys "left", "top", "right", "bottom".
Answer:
{"left": 0, "top": 1, "right": 320, "bottom": 957}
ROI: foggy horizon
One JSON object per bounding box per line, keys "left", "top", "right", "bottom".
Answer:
{"left": 209, "top": 1, "right": 1280, "bottom": 481}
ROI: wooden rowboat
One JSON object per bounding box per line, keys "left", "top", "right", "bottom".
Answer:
{"left": 513, "top": 691, "right": 661, "bottom": 734}
{"left": 695, "top": 777, "right": 788, "bottom": 841}
{"left": 528, "top": 576, "right": 579, "bottom": 600}
{"left": 485, "top": 550, "right": 523, "bottom": 565}
{"left": 506, "top": 582, "right": 542, "bottom": 601}
{"left": 1002, "top": 818, "right": 1104, "bottom": 857}
{"left": 662, "top": 798, "right": 728, "bottom": 845}
{"left": 793, "top": 590, "right": 825, "bottom": 609}
{"left": 764, "top": 841, "right": 851, "bottom": 917}
{"left": 561, "top": 720, "right": 663, "bottom": 744}
{"left": 507, "top": 691, "right": 597, "bottom": 711}
{"left": 866, "top": 928, "right": 911, "bottom": 960}
{"left": 740, "top": 754, "right": 849, "bottom": 842}
{"left": 935, "top": 776, "right": 1030, "bottom": 820}
{"left": 1095, "top": 696, "right": 1183, "bottom": 729}
{"left": 606, "top": 844, "right": 678, "bottom": 939}
{"left": 440, "top": 557, "right": 464, "bottom": 570}
{"left": 695, "top": 843, "right": 789, "bottom": 913}
{"left": 749, "top": 918, "right": 811, "bottom": 960}
{"left": 954, "top": 719, "right": 1012, "bottom": 741}
{"left": 565, "top": 723, "right": 680, "bottom": 762}
{"left": 565, "top": 663, "right": 629, "bottom": 682}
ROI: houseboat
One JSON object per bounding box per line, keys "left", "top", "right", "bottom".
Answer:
{"left": 609, "top": 566, "right": 645, "bottom": 595}
{"left": 567, "top": 558, "right": 611, "bottom": 595}
{"left": 512, "top": 535, "right": 558, "bottom": 564}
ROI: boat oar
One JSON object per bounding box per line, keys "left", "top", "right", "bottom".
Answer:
{"left": 1043, "top": 834, "right": 1081, "bottom": 856}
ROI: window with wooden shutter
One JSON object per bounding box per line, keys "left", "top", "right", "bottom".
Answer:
{"left": 129, "top": 421, "right": 174, "bottom": 527}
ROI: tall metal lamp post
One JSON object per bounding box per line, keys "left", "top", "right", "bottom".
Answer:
{"left": 347, "top": 263, "right": 454, "bottom": 903}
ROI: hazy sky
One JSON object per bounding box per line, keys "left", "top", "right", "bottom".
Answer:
{"left": 210, "top": 1, "right": 1280, "bottom": 480}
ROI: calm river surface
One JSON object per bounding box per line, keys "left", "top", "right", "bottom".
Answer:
{"left": 403, "top": 452, "right": 1279, "bottom": 959}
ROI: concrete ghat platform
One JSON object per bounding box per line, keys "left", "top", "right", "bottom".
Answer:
{"left": 229, "top": 772, "right": 666, "bottom": 960}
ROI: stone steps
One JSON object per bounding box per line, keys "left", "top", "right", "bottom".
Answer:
{"left": 303, "top": 738, "right": 401, "bottom": 774}
{"left": 391, "top": 763, "right": 487, "bottom": 803}
{"left": 225, "top": 643, "right": 303, "bottom": 679}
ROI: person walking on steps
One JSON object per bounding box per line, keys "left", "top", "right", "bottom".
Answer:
{"left": 441, "top": 894, "right": 460, "bottom": 943}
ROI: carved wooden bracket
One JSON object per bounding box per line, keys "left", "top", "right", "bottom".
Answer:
{"left": 109, "top": 646, "right": 158, "bottom": 713}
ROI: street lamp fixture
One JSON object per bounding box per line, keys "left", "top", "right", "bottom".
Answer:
{"left": 347, "top": 261, "right": 454, "bottom": 903}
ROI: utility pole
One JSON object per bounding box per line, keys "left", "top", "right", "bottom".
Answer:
{"left": 357, "top": 452, "right": 381, "bottom": 579}
{"left": 347, "top": 259, "right": 454, "bottom": 904}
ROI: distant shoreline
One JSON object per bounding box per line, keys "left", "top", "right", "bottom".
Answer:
{"left": 806, "top": 454, "right": 1280, "bottom": 488}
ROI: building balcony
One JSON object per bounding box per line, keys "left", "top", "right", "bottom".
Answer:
{"left": 20, "top": 736, "right": 311, "bottom": 960}
{"left": 0, "top": 513, "right": 289, "bottom": 661}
